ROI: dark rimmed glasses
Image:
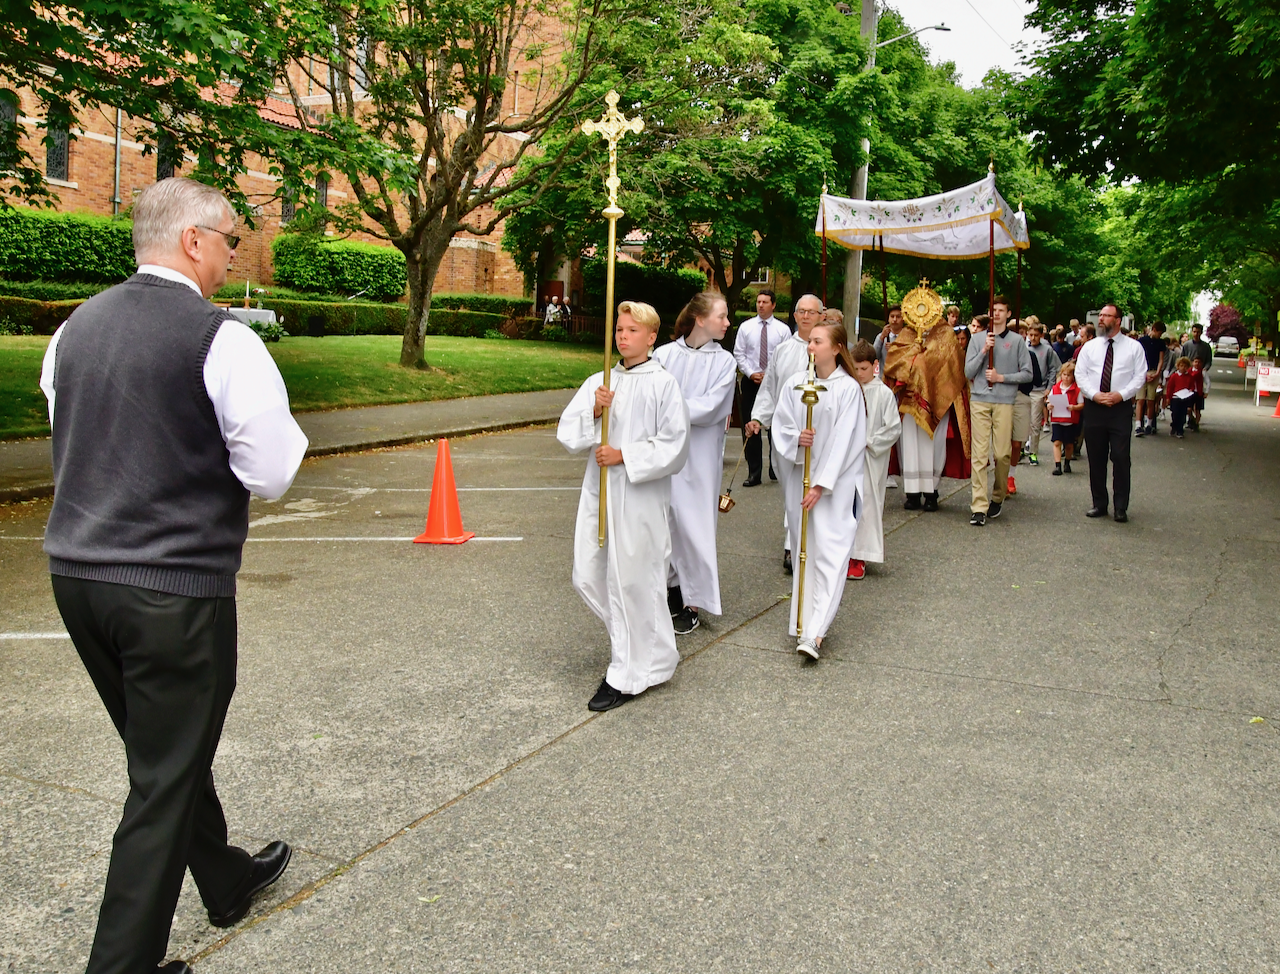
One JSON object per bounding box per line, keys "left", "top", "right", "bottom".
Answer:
{"left": 197, "top": 225, "right": 241, "bottom": 249}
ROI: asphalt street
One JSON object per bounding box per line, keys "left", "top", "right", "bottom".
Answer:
{"left": 1, "top": 366, "right": 1277, "bottom": 972}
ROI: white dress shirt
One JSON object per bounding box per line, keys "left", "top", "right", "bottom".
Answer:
{"left": 732, "top": 314, "right": 791, "bottom": 377}
{"left": 1075, "top": 333, "right": 1148, "bottom": 403}
{"left": 41, "top": 265, "right": 308, "bottom": 499}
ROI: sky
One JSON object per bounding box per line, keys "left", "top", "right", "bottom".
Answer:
{"left": 890, "top": 0, "right": 1044, "bottom": 88}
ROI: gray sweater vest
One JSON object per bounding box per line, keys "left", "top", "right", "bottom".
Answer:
{"left": 45, "top": 274, "right": 250, "bottom": 598}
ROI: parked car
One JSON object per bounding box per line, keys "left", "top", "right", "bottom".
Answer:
{"left": 1216, "top": 336, "right": 1240, "bottom": 354}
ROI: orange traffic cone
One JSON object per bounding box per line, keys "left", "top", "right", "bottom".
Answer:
{"left": 414, "top": 439, "right": 475, "bottom": 544}
{"left": 1272, "top": 396, "right": 1280, "bottom": 418}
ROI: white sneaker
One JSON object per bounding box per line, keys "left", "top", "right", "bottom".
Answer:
{"left": 797, "top": 637, "right": 819, "bottom": 660}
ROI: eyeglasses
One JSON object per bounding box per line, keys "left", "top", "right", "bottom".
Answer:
{"left": 197, "top": 225, "right": 241, "bottom": 249}
{"left": 794, "top": 308, "right": 823, "bottom": 316}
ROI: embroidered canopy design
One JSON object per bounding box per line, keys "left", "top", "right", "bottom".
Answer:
{"left": 815, "top": 173, "right": 1030, "bottom": 259}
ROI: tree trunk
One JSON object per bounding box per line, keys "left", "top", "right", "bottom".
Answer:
{"left": 399, "top": 234, "right": 450, "bottom": 368}
{"left": 401, "top": 252, "right": 428, "bottom": 367}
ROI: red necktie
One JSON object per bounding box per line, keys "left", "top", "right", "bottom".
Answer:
{"left": 1100, "top": 339, "right": 1114, "bottom": 394}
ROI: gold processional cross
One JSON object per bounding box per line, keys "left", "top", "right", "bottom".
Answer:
{"left": 581, "top": 91, "right": 644, "bottom": 547}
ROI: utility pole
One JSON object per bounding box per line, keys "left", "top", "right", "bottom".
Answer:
{"left": 842, "top": 0, "right": 878, "bottom": 331}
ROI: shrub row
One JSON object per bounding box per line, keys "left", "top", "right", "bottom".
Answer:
{"left": 0, "top": 279, "right": 110, "bottom": 300}
{"left": 272, "top": 235, "right": 407, "bottom": 301}
{"left": 0, "top": 209, "right": 135, "bottom": 284}
{"left": 262, "top": 298, "right": 507, "bottom": 339}
{"left": 0, "top": 296, "right": 85, "bottom": 334}
{"left": 431, "top": 292, "right": 533, "bottom": 317}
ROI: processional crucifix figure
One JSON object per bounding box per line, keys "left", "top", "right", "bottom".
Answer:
{"left": 582, "top": 91, "right": 644, "bottom": 547}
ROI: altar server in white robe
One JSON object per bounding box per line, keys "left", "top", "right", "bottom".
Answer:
{"left": 745, "top": 293, "right": 824, "bottom": 575}
{"left": 557, "top": 301, "right": 690, "bottom": 712}
{"left": 773, "top": 322, "right": 867, "bottom": 660}
{"left": 849, "top": 339, "right": 901, "bottom": 578}
{"left": 652, "top": 292, "right": 736, "bottom": 634}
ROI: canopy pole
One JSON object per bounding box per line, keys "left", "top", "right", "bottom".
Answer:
{"left": 1015, "top": 248, "right": 1023, "bottom": 327}
{"left": 820, "top": 190, "right": 828, "bottom": 309}
{"left": 880, "top": 235, "right": 888, "bottom": 322}
{"left": 987, "top": 216, "right": 995, "bottom": 369}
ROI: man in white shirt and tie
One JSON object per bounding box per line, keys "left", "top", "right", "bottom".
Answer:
{"left": 733, "top": 289, "right": 791, "bottom": 486}
{"left": 1075, "top": 302, "right": 1148, "bottom": 522}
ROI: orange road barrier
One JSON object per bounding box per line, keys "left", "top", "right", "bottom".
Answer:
{"left": 413, "top": 439, "right": 475, "bottom": 544}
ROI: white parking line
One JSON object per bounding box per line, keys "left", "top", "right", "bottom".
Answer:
{"left": 0, "top": 632, "right": 70, "bottom": 640}
{"left": 287, "top": 486, "right": 576, "bottom": 492}
{"left": 246, "top": 536, "right": 523, "bottom": 542}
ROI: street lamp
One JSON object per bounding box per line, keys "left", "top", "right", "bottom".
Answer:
{"left": 841, "top": 1, "right": 950, "bottom": 327}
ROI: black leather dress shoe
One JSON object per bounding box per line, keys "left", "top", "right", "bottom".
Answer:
{"left": 588, "top": 679, "right": 635, "bottom": 712}
{"left": 208, "top": 841, "right": 292, "bottom": 928}
{"left": 1113, "top": 511, "right": 1128, "bottom": 523}
{"left": 742, "top": 476, "right": 762, "bottom": 487}
{"left": 158, "top": 963, "right": 191, "bottom": 974}
{"left": 1085, "top": 507, "right": 1108, "bottom": 518}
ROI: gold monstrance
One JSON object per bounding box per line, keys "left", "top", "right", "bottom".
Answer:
{"left": 582, "top": 91, "right": 644, "bottom": 547}
{"left": 793, "top": 353, "right": 826, "bottom": 637}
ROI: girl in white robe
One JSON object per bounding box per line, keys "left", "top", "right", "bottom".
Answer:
{"left": 652, "top": 292, "right": 736, "bottom": 628}
{"left": 850, "top": 340, "right": 902, "bottom": 574}
{"left": 557, "top": 302, "right": 690, "bottom": 710}
{"left": 773, "top": 323, "right": 867, "bottom": 659}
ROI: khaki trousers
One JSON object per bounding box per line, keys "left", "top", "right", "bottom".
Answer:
{"left": 970, "top": 400, "right": 1013, "bottom": 512}
{"left": 1028, "top": 388, "right": 1049, "bottom": 453}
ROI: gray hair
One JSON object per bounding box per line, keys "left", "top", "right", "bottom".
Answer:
{"left": 132, "top": 177, "right": 235, "bottom": 263}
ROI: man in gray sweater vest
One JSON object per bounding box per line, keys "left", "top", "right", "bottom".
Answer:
{"left": 39, "top": 179, "right": 308, "bottom": 974}
{"left": 964, "top": 295, "right": 1032, "bottom": 526}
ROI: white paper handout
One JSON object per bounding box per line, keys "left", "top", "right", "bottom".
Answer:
{"left": 1048, "top": 392, "right": 1071, "bottom": 419}
{"left": 1173, "top": 388, "right": 1195, "bottom": 400}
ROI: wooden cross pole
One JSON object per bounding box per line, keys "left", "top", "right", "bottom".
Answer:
{"left": 582, "top": 91, "right": 644, "bottom": 548}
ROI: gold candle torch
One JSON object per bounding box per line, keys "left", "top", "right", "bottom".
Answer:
{"left": 582, "top": 91, "right": 644, "bottom": 547}
{"left": 794, "top": 353, "right": 826, "bottom": 637}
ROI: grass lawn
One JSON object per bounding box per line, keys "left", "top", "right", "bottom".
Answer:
{"left": 0, "top": 336, "right": 52, "bottom": 439}
{"left": 0, "top": 334, "right": 603, "bottom": 439}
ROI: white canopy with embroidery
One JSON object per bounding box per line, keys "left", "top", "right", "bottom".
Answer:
{"left": 815, "top": 172, "right": 1029, "bottom": 259}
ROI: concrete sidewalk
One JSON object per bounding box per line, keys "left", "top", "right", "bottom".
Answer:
{"left": 0, "top": 388, "right": 576, "bottom": 504}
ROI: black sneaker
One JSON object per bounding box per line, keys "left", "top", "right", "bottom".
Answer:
{"left": 588, "top": 679, "right": 634, "bottom": 712}
{"left": 667, "top": 585, "right": 683, "bottom": 617}
{"left": 672, "top": 607, "right": 700, "bottom": 635}
{"left": 970, "top": 512, "right": 986, "bottom": 527}
{"left": 1135, "top": 426, "right": 1147, "bottom": 437}
{"left": 987, "top": 501, "right": 1003, "bottom": 519}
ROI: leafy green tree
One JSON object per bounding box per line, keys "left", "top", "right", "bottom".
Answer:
{"left": 0, "top": 1, "right": 286, "bottom": 208}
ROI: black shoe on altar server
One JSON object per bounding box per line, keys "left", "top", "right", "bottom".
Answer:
{"left": 903, "top": 492, "right": 923, "bottom": 510}
{"left": 588, "top": 679, "right": 635, "bottom": 712}
{"left": 922, "top": 492, "right": 939, "bottom": 512}
{"left": 207, "top": 841, "right": 292, "bottom": 928}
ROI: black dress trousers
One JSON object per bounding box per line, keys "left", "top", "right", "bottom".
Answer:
{"left": 52, "top": 576, "right": 254, "bottom": 974}
{"left": 737, "top": 375, "right": 772, "bottom": 478}
{"left": 1081, "top": 398, "right": 1134, "bottom": 514}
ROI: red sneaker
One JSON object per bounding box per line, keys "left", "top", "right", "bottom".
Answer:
{"left": 848, "top": 559, "right": 866, "bottom": 580}
{"left": 1006, "top": 475, "right": 1017, "bottom": 495}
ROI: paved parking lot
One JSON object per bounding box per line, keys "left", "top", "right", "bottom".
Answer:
{"left": 3, "top": 383, "right": 1278, "bottom": 972}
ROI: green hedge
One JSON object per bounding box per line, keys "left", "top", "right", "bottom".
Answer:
{"left": 432, "top": 292, "right": 533, "bottom": 317}
{"left": 263, "top": 298, "right": 506, "bottom": 338}
{"left": 0, "top": 279, "right": 110, "bottom": 300}
{"left": 271, "top": 235, "right": 407, "bottom": 301}
{"left": 580, "top": 259, "right": 706, "bottom": 319}
{"left": 0, "top": 296, "right": 85, "bottom": 334}
{"left": 0, "top": 209, "right": 135, "bottom": 284}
